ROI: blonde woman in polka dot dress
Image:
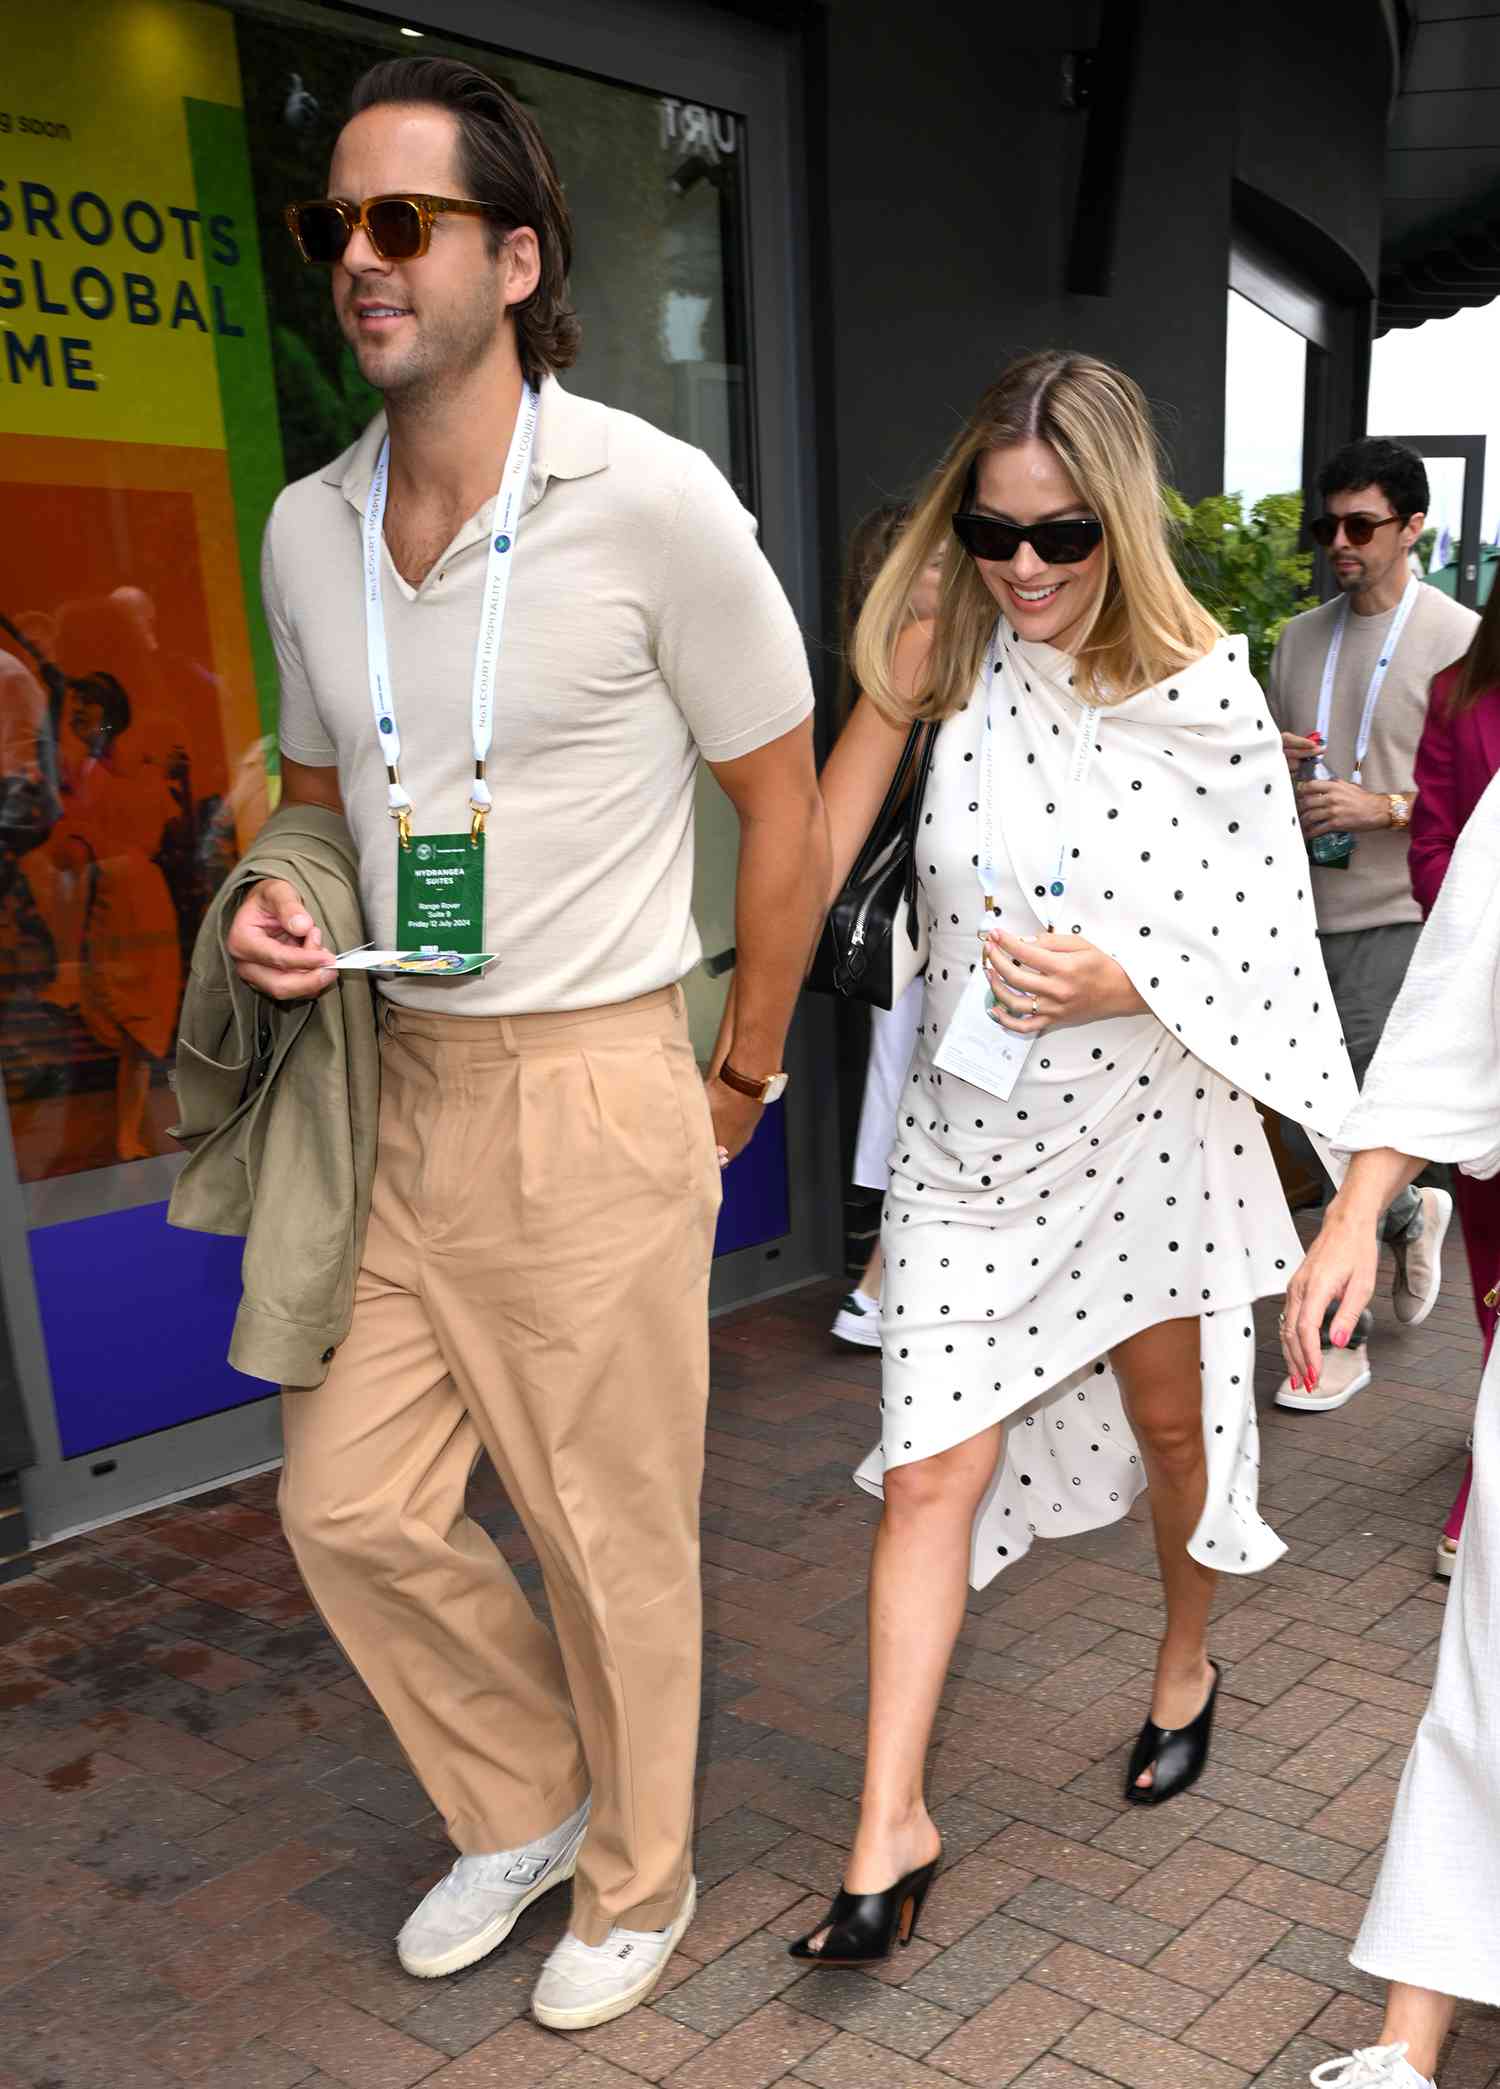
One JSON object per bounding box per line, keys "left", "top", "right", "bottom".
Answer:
{"left": 791, "top": 352, "right": 1356, "bottom": 1968}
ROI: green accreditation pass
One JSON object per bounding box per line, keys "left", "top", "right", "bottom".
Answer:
{"left": 396, "top": 833, "right": 486, "bottom": 953}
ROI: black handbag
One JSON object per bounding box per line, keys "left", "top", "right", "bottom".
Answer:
{"left": 807, "top": 720, "right": 938, "bottom": 1009}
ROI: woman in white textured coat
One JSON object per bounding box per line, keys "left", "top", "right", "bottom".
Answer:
{"left": 1282, "top": 767, "right": 1500, "bottom": 2089}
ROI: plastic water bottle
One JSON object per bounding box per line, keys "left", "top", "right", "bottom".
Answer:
{"left": 1296, "top": 753, "right": 1354, "bottom": 868}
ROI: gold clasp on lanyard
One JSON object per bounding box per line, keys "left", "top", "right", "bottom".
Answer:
{"left": 393, "top": 805, "right": 412, "bottom": 851}
{"left": 469, "top": 805, "right": 488, "bottom": 847}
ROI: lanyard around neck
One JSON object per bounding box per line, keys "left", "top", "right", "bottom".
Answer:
{"left": 1315, "top": 576, "right": 1420, "bottom": 786}
{"left": 362, "top": 380, "right": 540, "bottom": 846}
{"left": 979, "top": 637, "right": 1099, "bottom": 918}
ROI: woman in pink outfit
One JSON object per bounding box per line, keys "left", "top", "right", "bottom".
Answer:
{"left": 1411, "top": 598, "right": 1500, "bottom": 1577}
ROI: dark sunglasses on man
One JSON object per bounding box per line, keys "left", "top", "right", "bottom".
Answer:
{"left": 951, "top": 512, "right": 1104, "bottom": 566}
{"left": 1307, "top": 511, "right": 1409, "bottom": 550}
{"left": 284, "top": 192, "right": 500, "bottom": 266}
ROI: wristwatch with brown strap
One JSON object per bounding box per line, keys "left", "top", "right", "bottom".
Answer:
{"left": 719, "top": 1060, "right": 789, "bottom": 1105}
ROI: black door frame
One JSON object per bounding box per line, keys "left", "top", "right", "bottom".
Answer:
{"left": 1388, "top": 435, "right": 1488, "bottom": 610}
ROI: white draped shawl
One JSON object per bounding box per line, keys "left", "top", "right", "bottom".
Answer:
{"left": 995, "top": 627, "right": 1359, "bottom": 1147}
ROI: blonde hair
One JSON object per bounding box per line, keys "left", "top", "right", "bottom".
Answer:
{"left": 835, "top": 501, "right": 909, "bottom": 724}
{"left": 854, "top": 350, "right": 1221, "bottom": 722}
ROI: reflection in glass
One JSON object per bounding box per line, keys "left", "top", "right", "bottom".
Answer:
{"left": 0, "top": 495, "right": 270, "bottom": 1183}
{"left": 1417, "top": 455, "right": 1468, "bottom": 590}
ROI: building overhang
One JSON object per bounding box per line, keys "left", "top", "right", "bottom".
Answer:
{"left": 1381, "top": 0, "right": 1500, "bottom": 332}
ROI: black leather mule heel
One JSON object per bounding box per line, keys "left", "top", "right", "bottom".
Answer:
{"left": 788, "top": 1853, "right": 941, "bottom": 1966}
{"left": 1124, "top": 1661, "right": 1221, "bottom": 1807}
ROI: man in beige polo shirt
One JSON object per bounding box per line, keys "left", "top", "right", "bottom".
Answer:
{"left": 227, "top": 56, "right": 826, "bottom": 2031}
{"left": 1266, "top": 437, "right": 1475, "bottom": 1414}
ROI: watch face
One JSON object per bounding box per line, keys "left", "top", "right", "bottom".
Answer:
{"left": 764, "top": 1072, "right": 789, "bottom": 1104}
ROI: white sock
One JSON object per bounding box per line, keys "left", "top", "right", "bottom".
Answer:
{"left": 849, "top": 1287, "right": 879, "bottom": 1314}
{"left": 1393, "top": 2058, "right": 1434, "bottom": 2089}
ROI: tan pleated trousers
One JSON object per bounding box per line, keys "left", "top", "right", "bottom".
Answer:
{"left": 278, "top": 985, "right": 721, "bottom": 1944}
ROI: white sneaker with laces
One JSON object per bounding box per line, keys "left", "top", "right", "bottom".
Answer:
{"left": 1391, "top": 1187, "right": 1453, "bottom": 1326}
{"left": 532, "top": 1876, "right": 697, "bottom": 2031}
{"left": 1310, "top": 2042, "right": 1434, "bottom": 2089}
{"left": 831, "top": 1289, "right": 881, "bottom": 1349}
{"left": 397, "top": 1798, "right": 590, "bottom": 1978}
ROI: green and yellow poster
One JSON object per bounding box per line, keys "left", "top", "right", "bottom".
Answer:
{"left": 0, "top": 0, "right": 345, "bottom": 1179}
{"left": 2, "top": 0, "right": 755, "bottom": 1180}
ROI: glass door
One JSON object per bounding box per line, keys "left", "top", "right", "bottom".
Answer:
{"left": 1, "top": 0, "right": 826, "bottom": 1544}
{"left": 1387, "top": 435, "right": 1489, "bottom": 610}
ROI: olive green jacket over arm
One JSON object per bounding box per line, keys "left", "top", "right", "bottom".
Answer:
{"left": 167, "top": 804, "right": 379, "bottom": 1389}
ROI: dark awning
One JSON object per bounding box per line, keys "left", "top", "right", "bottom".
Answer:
{"left": 1381, "top": 1, "right": 1500, "bottom": 332}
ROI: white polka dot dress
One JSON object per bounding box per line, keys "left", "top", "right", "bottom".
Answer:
{"left": 854, "top": 628, "right": 1359, "bottom": 1589}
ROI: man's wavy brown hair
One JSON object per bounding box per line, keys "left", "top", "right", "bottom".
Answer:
{"left": 350, "top": 56, "right": 580, "bottom": 382}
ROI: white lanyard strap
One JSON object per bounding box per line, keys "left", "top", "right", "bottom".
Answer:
{"left": 1315, "top": 577, "right": 1420, "bottom": 786}
{"left": 979, "top": 641, "right": 1099, "bottom": 912}
{"left": 362, "top": 380, "right": 540, "bottom": 840}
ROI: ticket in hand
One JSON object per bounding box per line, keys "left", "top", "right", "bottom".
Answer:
{"left": 332, "top": 944, "right": 497, "bottom": 976}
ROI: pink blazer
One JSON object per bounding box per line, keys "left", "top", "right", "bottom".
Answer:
{"left": 1411, "top": 658, "right": 1500, "bottom": 1350}
{"left": 1410, "top": 661, "right": 1500, "bottom": 917}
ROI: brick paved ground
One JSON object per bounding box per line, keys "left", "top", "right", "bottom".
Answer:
{"left": 1, "top": 1215, "right": 1494, "bottom": 2089}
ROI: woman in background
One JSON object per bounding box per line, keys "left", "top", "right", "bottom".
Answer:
{"left": 28, "top": 671, "right": 181, "bottom": 1162}
{"left": 1281, "top": 767, "right": 1500, "bottom": 2089}
{"left": 832, "top": 506, "right": 944, "bottom": 1348}
{"left": 1410, "top": 588, "right": 1500, "bottom": 1575}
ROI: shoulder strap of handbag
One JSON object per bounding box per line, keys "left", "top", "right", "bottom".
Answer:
{"left": 845, "top": 719, "right": 924, "bottom": 886}
{"left": 900, "top": 721, "right": 939, "bottom": 946}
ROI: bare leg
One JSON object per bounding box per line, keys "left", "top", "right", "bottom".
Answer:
{"left": 1112, "top": 1316, "right": 1216, "bottom": 1790}
{"left": 860, "top": 1236, "right": 884, "bottom": 1299}
{"left": 1382, "top": 1984, "right": 1455, "bottom": 2080}
{"left": 807, "top": 1425, "right": 1001, "bottom": 1945}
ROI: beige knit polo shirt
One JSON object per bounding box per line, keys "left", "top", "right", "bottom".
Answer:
{"left": 262, "top": 377, "right": 814, "bottom": 1014}
{"left": 1266, "top": 584, "right": 1477, "bottom": 935}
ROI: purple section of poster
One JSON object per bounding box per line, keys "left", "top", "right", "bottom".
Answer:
{"left": 29, "top": 1101, "right": 788, "bottom": 1461}
{"left": 714, "top": 1097, "right": 789, "bottom": 1257}
{"left": 29, "top": 1203, "right": 273, "bottom": 1459}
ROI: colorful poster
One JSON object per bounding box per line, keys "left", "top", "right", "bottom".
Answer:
{"left": 2, "top": 0, "right": 776, "bottom": 1282}
{"left": 0, "top": 0, "right": 280, "bottom": 1179}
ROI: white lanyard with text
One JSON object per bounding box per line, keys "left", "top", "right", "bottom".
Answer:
{"left": 362, "top": 380, "right": 540, "bottom": 847}
{"left": 979, "top": 640, "right": 1100, "bottom": 919}
{"left": 1314, "top": 576, "right": 1419, "bottom": 787}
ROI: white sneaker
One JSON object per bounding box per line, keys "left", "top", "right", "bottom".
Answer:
{"left": 1391, "top": 1188, "right": 1453, "bottom": 1327}
{"left": 1435, "top": 1533, "right": 1459, "bottom": 1581}
{"left": 1275, "top": 1341, "right": 1372, "bottom": 1413}
{"left": 532, "top": 1876, "right": 696, "bottom": 2031}
{"left": 1310, "top": 2042, "right": 1433, "bottom": 2089}
{"left": 832, "top": 1289, "right": 881, "bottom": 1349}
{"left": 397, "top": 1798, "right": 590, "bottom": 1978}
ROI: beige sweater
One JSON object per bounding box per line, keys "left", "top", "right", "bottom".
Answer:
{"left": 1266, "top": 585, "right": 1477, "bottom": 934}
